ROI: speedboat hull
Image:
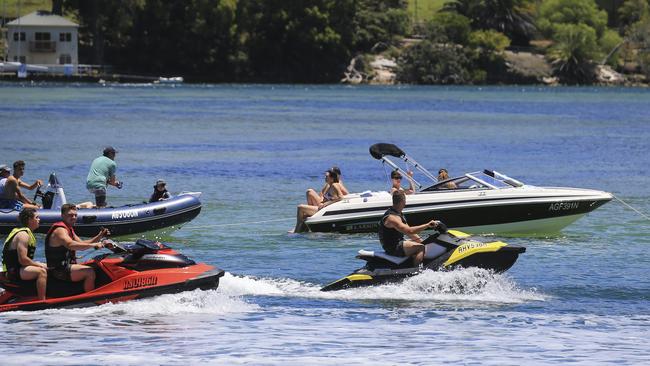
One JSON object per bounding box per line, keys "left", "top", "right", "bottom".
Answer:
{"left": 321, "top": 230, "right": 525, "bottom": 291}
{"left": 305, "top": 187, "right": 612, "bottom": 235}
{"left": 0, "top": 194, "right": 201, "bottom": 237}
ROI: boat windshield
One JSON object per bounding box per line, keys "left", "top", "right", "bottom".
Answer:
{"left": 421, "top": 170, "right": 522, "bottom": 191}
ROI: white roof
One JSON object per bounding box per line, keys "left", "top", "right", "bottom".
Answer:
{"left": 7, "top": 11, "right": 78, "bottom": 27}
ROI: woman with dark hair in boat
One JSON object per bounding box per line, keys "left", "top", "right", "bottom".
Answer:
{"left": 294, "top": 169, "right": 344, "bottom": 233}
{"left": 305, "top": 166, "right": 349, "bottom": 206}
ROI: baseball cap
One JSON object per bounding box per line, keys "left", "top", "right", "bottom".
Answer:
{"left": 155, "top": 179, "right": 166, "bottom": 186}
{"left": 0, "top": 164, "right": 10, "bottom": 173}
{"left": 103, "top": 146, "right": 118, "bottom": 155}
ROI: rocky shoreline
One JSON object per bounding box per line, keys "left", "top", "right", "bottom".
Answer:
{"left": 342, "top": 49, "right": 649, "bottom": 87}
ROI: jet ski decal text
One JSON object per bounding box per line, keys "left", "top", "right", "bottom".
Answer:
{"left": 123, "top": 276, "right": 158, "bottom": 290}
{"left": 456, "top": 241, "right": 491, "bottom": 254}
{"left": 548, "top": 202, "right": 579, "bottom": 211}
{"left": 111, "top": 210, "right": 139, "bottom": 220}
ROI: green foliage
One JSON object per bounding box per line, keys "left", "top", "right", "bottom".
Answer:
{"left": 627, "top": 18, "right": 650, "bottom": 77}
{"left": 599, "top": 28, "right": 623, "bottom": 65}
{"left": 2, "top": 0, "right": 51, "bottom": 18}
{"left": 548, "top": 23, "right": 601, "bottom": 84}
{"left": 537, "top": 0, "right": 608, "bottom": 38}
{"left": 443, "top": 0, "right": 536, "bottom": 45}
{"left": 408, "top": 0, "right": 450, "bottom": 23}
{"left": 237, "top": 0, "right": 357, "bottom": 82}
{"left": 424, "top": 11, "right": 472, "bottom": 44}
{"left": 618, "top": 0, "right": 649, "bottom": 30}
{"left": 468, "top": 29, "right": 511, "bottom": 51}
{"left": 397, "top": 41, "right": 479, "bottom": 83}
{"left": 353, "top": 0, "right": 410, "bottom": 52}
{"left": 60, "top": 0, "right": 412, "bottom": 82}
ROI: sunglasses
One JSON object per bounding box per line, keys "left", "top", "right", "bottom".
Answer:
{"left": 393, "top": 176, "right": 402, "bottom": 180}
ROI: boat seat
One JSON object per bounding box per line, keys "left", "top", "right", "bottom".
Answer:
{"left": 358, "top": 249, "right": 410, "bottom": 265}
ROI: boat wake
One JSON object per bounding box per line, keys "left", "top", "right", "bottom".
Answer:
{"left": 219, "top": 269, "right": 546, "bottom": 304}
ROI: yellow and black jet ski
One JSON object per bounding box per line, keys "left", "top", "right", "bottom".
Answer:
{"left": 321, "top": 230, "right": 525, "bottom": 291}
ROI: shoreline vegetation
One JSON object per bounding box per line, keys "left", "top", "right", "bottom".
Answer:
{"left": 1, "top": 0, "right": 649, "bottom": 86}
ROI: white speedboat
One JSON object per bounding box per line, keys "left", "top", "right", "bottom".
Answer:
{"left": 303, "top": 143, "right": 612, "bottom": 235}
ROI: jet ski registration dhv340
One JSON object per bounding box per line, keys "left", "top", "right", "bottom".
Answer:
{"left": 321, "top": 230, "right": 525, "bottom": 291}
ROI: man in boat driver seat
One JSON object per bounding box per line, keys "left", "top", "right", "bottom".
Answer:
{"left": 45, "top": 204, "right": 112, "bottom": 293}
{"left": 379, "top": 191, "right": 446, "bottom": 266}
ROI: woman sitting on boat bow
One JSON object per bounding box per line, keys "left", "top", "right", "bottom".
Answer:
{"left": 294, "top": 169, "right": 344, "bottom": 233}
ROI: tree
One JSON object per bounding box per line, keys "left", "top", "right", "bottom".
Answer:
{"left": 618, "top": 0, "right": 649, "bottom": 30}
{"left": 444, "top": 0, "right": 536, "bottom": 45}
{"left": 537, "top": 0, "right": 608, "bottom": 38}
{"left": 236, "top": 0, "right": 356, "bottom": 82}
{"left": 547, "top": 23, "right": 601, "bottom": 84}
{"left": 423, "top": 11, "right": 472, "bottom": 44}
{"left": 397, "top": 41, "right": 479, "bottom": 84}
{"left": 352, "top": 0, "right": 410, "bottom": 52}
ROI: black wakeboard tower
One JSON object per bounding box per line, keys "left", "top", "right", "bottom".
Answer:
{"left": 369, "top": 143, "right": 438, "bottom": 190}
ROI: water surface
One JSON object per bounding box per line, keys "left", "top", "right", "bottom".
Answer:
{"left": 0, "top": 83, "right": 649, "bottom": 365}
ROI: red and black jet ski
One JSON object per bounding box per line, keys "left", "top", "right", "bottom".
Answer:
{"left": 0, "top": 239, "right": 224, "bottom": 312}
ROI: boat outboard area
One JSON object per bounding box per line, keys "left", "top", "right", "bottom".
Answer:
{"left": 321, "top": 230, "right": 526, "bottom": 291}
{"left": 0, "top": 173, "right": 202, "bottom": 237}
{"left": 0, "top": 239, "right": 224, "bottom": 312}
{"left": 304, "top": 143, "right": 613, "bottom": 235}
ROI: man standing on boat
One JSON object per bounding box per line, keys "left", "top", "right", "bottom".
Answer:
{"left": 45, "top": 204, "right": 110, "bottom": 293}
{"left": 86, "top": 146, "right": 122, "bottom": 208}
{"left": 1, "top": 208, "right": 48, "bottom": 300}
{"left": 379, "top": 191, "right": 443, "bottom": 266}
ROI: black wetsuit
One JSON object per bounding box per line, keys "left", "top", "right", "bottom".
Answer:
{"left": 378, "top": 207, "right": 407, "bottom": 256}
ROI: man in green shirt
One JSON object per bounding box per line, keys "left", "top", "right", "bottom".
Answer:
{"left": 86, "top": 146, "right": 122, "bottom": 208}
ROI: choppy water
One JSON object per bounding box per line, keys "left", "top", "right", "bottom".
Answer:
{"left": 0, "top": 83, "right": 649, "bottom": 365}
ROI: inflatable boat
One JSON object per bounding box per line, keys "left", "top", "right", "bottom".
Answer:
{"left": 0, "top": 174, "right": 202, "bottom": 237}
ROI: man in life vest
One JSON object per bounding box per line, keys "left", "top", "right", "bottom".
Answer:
{"left": 45, "top": 203, "right": 110, "bottom": 292}
{"left": 378, "top": 191, "right": 445, "bottom": 266}
{"left": 1, "top": 208, "right": 48, "bottom": 300}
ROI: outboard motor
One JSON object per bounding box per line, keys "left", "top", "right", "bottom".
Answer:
{"left": 39, "top": 173, "right": 67, "bottom": 210}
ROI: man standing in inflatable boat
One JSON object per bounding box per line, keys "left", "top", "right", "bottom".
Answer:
{"left": 86, "top": 146, "right": 122, "bottom": 208}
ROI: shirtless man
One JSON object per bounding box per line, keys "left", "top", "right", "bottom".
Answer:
{"left": 45, "top": 204, "right": 110, "bottom": 292}
{"left": 0, "top": 164, "right": 39, "bottom": 210}
{"left": 13, "top": 160, "right": 43, "bottom": 192}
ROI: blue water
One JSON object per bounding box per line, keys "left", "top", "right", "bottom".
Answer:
{"left": 0, "top": 83, "right": 649, "bottom": 365}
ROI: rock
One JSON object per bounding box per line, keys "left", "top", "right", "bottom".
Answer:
{"left": 368, "top": 56, "right": 397, "bottom": 85}
{"left": 594, "top": 64, "right": 625, "bottom": 85}
{"left": 503, "top": 51, "right": 552, "bottom": 82}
